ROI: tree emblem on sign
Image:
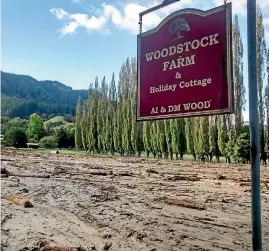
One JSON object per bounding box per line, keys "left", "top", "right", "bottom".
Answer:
{"left": 169, "top": 17, "right": 190, "bottom": 40}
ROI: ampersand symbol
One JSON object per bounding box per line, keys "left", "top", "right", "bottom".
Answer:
{"left": 160, "top": 107, "right": 166, "bottom": 113}
{"left": 175, "top": 72, "right": 181, "bottom": 79}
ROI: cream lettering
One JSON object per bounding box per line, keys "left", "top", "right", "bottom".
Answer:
{"left": 209, "top": 33, "right": 219, "bottom": 45}
{"left": 183, "top": 100, "right": 212, "bottom": 111}
{"left": 150, "top": 84, "right": 177, "bottom": 93}
{"left": 144, "top": 33, "right": 220, "bottom": 63}
{"left": 163, "top": 55, "right": 196, "bottom": 71}
{"left": 179, "top": 78, "right": 212, "bottom": 88}
{"left": 201, "top": 37, "right": 209, "bottom": 47}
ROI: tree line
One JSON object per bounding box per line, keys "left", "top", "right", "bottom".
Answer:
{"left": 1, "top": 71, "right": 88, "bottom": 118}
{"left": 74, "top": 11, "right": 267, "bottom": 164}
{"left": 1, "top": 114, "right": 75, "bottom": 150}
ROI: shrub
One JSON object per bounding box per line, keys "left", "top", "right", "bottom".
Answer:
{"left": 54, "top": 127, "right": 75, "bottom": 148}
{"left": 233, "top": 132, "right": 251, "bottom": 164}
{"left": 63, "top": 114, "right": 74, "bottom": 123}
{"left": 40, "top": 136, "right": 57, "bottom": 149}
{"left": 5, "top": 127, "right": 27, "bottom": 148}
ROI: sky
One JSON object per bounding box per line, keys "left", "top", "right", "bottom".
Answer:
{"left": 1, "top": 0, "right": 269, "bottom": 121}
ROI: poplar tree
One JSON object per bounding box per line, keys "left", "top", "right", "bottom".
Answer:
{"left": 114, "top": 101, "right": 123, "bottom": 155}
{"left": 93, "top": 77, "right": 99, "bottom": 152}
{"left": 232, "top": 15, "right": 245, "bottom": 133}
{"left": 122, "top": 59, "right": 132, "bottom": 155}
{"left": 97, "top": 77, "right": 107, "bottom": 152}
{"left": 75, "top": 96, "right": 83, "bottom": 150}
{"left": 106, "top": 73, "right": 116, "bottom": 154}
{"left": 87, "top": 83, "right": 97, "bottom": 153}
{"left": 114, "top": 68, "right": 123, "bottom": 155}
{"left": 178, "top": 119, "right": 186, "bottom": 159}
{"left": 256, "top": 5, "right": 267, "bottom": 164}
{"left": 150, "top": 122, "right": 159, "bottom": 158}
{"left": 143, "top": 121, "right": 151, "bottom": 158}
{"left": 130, "top": 58, "right": 138, "bottom": 155}
{"left": 217, "top": 115, "right": 230, "bottom": 162}
{"left": 81, "top": 103, "right": 88, "bottom": 152}
{"left": 185, "top": 118, "right": 196, "bottom": 160}
{"left": 136, "top": 122, "right": 144, "bottom": 157}
{"left": 169, "top": 119, "right": 186, "bottom": 160}
{"left": 209, "top": 116, "right": 220, "bottom": 162}
{"left": 157, "top": 120, "right": 167, "bottom": 158}
{"left": 199, "top": 117, "right": 210, "bottom": 161}
{"left": 193, "top": 118, "right": 202, "bottom": 160}
{"left": 170, "top": 119, "right": 180, "bottom": 159}
{"left": 164, "top": 119, "right": 173, "bottom": 159}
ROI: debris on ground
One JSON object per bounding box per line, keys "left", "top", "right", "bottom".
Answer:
{"left": 4, "top": 193, "right": 33, "bottom": 208}
{"left": 1, "top": 149, "right": 269, "bottom": 251}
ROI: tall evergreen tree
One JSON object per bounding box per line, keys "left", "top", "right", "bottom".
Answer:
{"left": 256, "top": 5, "right": 267, "bottom": 164}
{"left": 178, "top": 119, "right": 186, "bottom": 159}
{"left": 170, "top": 119, "right": 180, "bottom": 160}
{"left": 199, "top": 117, "right": 210, "bottom": 161}
{"left": 75, "top": 96, "right": 83, "bottom": 150}
{"left": 150, "top": 122, "right": 159, "bottom": 158}
{"left": 217, "top": 115, "right": 230, "bottom": 162}
{"left": 164, "top": 120, "right": 173, "bottom": 159}
{"left": 136, "top": 122, "right": 144, "bottom": 157}
{"left": 87, "top": 83, "right": 97, "bottom": 153}
{"left": 232, "top": 15, "right": 245, "bottom": 134}
{"left": 193, "top": 118, "right": 202, "bottom": 160}
{"left": 105, "top": 73, "right": 116, "bottom": 154}
{"left": 185, "top": 118, "right": 196, "bottom": 160}
{"left": 122, "top": 59, "right": 132, "bottom": 155}
{"left": 93, "top": 77, "right": 99, "bottom": 152}
{"left": 96, "top": 77, "right": 108, "bottom": 152}
{"left": 143, "top": 121, "right": 151, "bottom": 158}
{"left": 81, "top": 103, "right": 88, "bottom": 152}
{"left": 209, "top": 116, "right": 220, "bottom": 162}
{"left": 114, "top": 70, "right": 123, "bottom": 155}
{"left": 130, "top": 58, "right": 138, "bottom": 155}
{"left": 157, "top": 120, "right": 167, "bottom": 158}
{"left": 114, "top": 101, "right": 123, "bottom": 155}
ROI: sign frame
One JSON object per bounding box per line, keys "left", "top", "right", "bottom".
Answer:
{"left": 136, "top": 3, "right": 234, "bottom": 121}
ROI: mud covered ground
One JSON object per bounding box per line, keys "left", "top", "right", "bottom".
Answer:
{"left": 1, "top": 149, "right": 269, "bottom": 251}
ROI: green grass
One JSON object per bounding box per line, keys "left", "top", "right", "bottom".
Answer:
{"left": 11, "top": 147, "right": 228, "bottom": 163}
{"left": 43, "top": 116, "right": 74, "bottom": 132}
{"left": 16, "top": 147, "right": 87, "bottom": 155}
{"left": 44, "top": 116, "right": 66, "bottom": 125}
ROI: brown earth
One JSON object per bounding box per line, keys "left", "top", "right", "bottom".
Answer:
{"left": 1, "top": 149, "right": 269, "bottom": 251}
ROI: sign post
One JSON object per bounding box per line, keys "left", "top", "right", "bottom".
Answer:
{"left": 137, "top": 0, "right": 263, "bottom": 250}
{"left": 137, "top": 3, "right": 233, "bottom": 121}
{"left": 247, "top": 0, "right": 263, "bottom": 250}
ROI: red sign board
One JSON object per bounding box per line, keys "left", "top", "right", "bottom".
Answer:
{"left": 137, "top": 3, "right": 233, "bottom": 121}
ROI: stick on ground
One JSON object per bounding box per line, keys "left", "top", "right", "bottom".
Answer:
{"left": 4, "top": 193, "right": 33, "bottom": 208}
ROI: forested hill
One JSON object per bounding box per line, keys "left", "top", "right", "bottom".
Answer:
{"left": 1, "top": 71, "right": 88, "bottom": 118}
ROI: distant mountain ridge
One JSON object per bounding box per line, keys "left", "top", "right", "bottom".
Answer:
{"left": 1, "top": 71, "right": 88, "bottom": 118}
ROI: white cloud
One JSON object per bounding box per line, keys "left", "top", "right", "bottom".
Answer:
{"left": 50, "top": 8, "right": 69, "bottom": 19}
{"left": 50, "top": 7, "right": 108, "bottom": 35}
{"left": 264, "top": 18, "right": 269, "bottom": 25}
{"left": 213, "top": 0, "right": 246, "bottom": 15}
{"left": 214, "top": 0, "right": 269, "bottom": 16}
{"left": 51, "top": 0, "right": 269, "bottom": 36}
{"left": 50, "top": 0, "right": 196, "bottom": 35}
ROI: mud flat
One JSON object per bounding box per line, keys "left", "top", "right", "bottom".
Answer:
{"left": 1, "top": 149, "right": 269, "bottom": 251}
